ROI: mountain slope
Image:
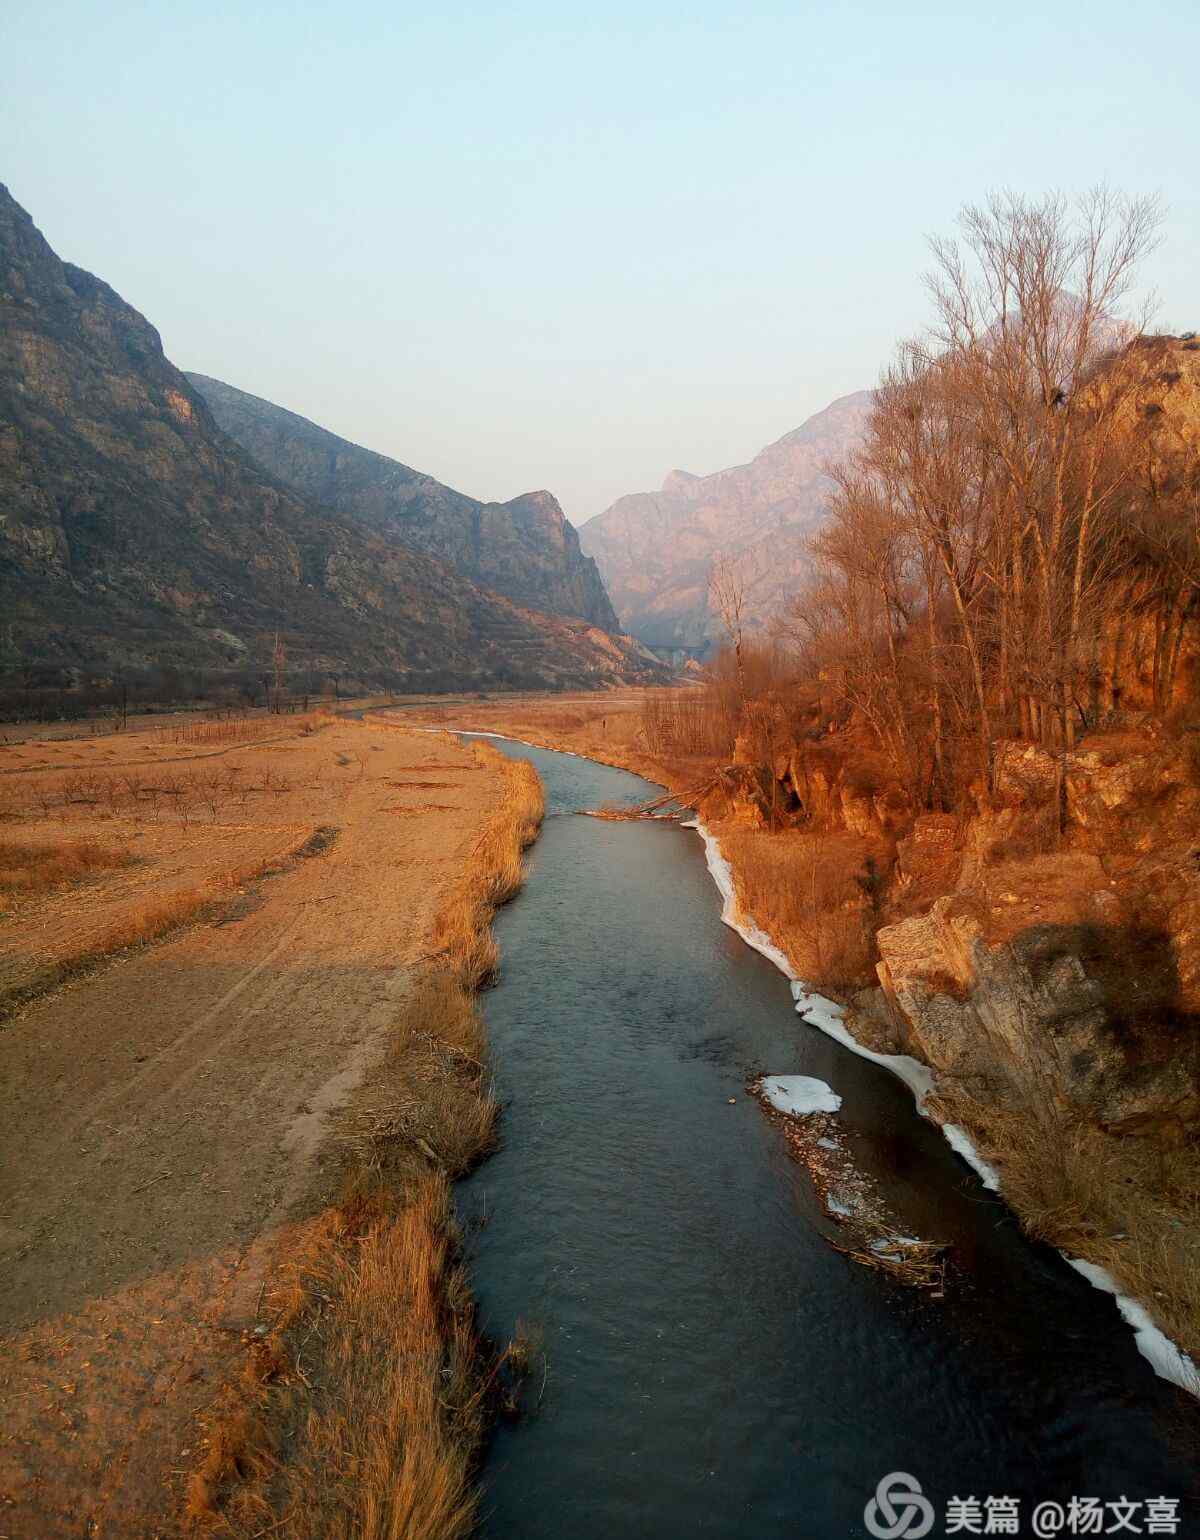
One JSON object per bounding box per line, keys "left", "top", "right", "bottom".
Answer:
{"left": 578, "top": 391, "right": 874, "bottom": 649}
{"left": 0, "top": 185, "right": 662, "bottom": 691}
{"left": 186, "top": 372, "right": 620, "bottom": 631}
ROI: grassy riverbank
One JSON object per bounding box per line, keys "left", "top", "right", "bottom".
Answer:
{"left": 0, "top": 711, "right": 543, "bottom": 1536}
{"left": 188, "top": 740, "right": 545, "bottom": 1537}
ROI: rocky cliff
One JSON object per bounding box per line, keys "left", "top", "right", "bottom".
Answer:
{"left": 708, "top": 710, "right": 1200, "bottom": 1365}
{"left": 186, "top": 373, "right": 620, "bottom": 632}
{"left": 0, "top": 185, "right": 663, "bottom": 691}
{"left": 578, "top": 390, "right": 873, "bottom": 649}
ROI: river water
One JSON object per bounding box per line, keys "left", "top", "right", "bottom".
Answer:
{"left": 452, "top": 737, "right": 1195, "bottom": 1538}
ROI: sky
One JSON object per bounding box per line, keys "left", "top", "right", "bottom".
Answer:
{"left": 3, "top": 2, "right": 1198, "bottom": 523}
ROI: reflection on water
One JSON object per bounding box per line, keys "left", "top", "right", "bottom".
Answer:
{"left": 449, "top": 737, "right": 1194, "bottom": 1539}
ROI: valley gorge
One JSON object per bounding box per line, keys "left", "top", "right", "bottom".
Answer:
{"left": 2, "top": 153, "right": 1200, "bottom": 1540}
{"left": 0, "top": 184, "right": 660, "bottom": 695}
{"left": 186, "top": 372, "right": 620, "bottom": 633}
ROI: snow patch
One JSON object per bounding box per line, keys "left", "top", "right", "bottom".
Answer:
{"left": 790, "top": 985, "right": 936, "bottom": 1111}
{"left": 942, "top": 1123, "right": 1001, "bottom": 1192}
{"left": 759, "top": 1075, "right": 842, "bottom": 1116}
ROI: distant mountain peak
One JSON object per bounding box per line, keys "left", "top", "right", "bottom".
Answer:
{"left": 579, "top": 390, "right": 875, "bottom": 650}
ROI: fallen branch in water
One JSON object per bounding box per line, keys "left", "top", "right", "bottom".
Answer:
{"left": 581, "top": 779, "right": 718, "bottom": 821}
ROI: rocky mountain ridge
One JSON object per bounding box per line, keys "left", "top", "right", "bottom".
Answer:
{"left": 578, "top": 389, "right": 874, "bottom": 649}
{"left": 187, "top": 373, "right": 620, "bottom": 631}
{"left": 0, "top": 185, "right": 664, "bottom": 692}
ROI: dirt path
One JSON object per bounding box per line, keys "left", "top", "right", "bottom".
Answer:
{"left": 0, "top": 718, "right": 499, "bottom": 1537}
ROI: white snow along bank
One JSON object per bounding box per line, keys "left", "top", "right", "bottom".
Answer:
{"left": 685, "top": 818, "right": 1199, "bottom": 1400}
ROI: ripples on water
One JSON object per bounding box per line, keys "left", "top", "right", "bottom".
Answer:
{"left": 448, "top": 737, "right": 1196, "bottom": 1539}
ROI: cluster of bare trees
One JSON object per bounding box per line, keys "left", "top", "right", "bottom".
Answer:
{"left": 782, "top": 188, "right": 1196, "bottom": 803}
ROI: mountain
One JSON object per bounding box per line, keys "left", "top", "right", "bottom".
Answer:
{"left": 578, "top": 391, "right": 874, "bottom": 650}
{"left": 186, "top": 373, "right": 620, "bottom": 632}
{"left": 0, "top": 185, "right": 664, "bottom": 693}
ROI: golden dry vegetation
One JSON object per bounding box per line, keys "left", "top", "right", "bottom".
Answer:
{"left": 184, "top": 732, "right": 544, "bottom": 1539}
{"left": 0, "top": 709, "right": 543, "bottom": 1539}
{"left": 0, "top": 712, "right": 347, "bottom": 1016}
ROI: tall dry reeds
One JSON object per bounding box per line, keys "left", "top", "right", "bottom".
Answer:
{"left": 189, "top": 1179, "right": 488, "bottom": 1540}
{"left": 934, "top": 1081, "right": 1200, "bottom": 1369}
{"left": 719, "top": 826, "right": 879, "bottom": 992}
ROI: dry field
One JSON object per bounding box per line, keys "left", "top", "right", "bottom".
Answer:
{"left": 0, "top": 709, "right": 541, "bottom": 1537}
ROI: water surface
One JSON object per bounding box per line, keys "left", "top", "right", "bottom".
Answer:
{"left": 452, "top": 738, "right": 1195, "bottom": 1538}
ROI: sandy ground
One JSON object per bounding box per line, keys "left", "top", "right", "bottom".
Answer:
{"left": 0, "top": 713, "right": 503, "bottom": 1537}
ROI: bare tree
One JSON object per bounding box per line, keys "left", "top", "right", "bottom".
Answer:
{"left": 709, "top": 554, "right": 749, "bottom": 716}
{"left": 271, "top": 631, "right": 287, "bottom": 715}
{"left": 923, "top": 187, "right": 1163, "bottom": 747}
{"left": 776, "top": 186, "right": 1172, "bottom": 815}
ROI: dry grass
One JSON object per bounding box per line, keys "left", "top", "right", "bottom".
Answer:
{"left": 335, "top": 971, "right": 499, "bottom": 1190}
{"left": 188, "top": 1178, "right": 489, "bottom": 1540}
{"left": 831, "top": 1220, "right": 948, "bottom": 1291}
{"left": 187, "top": 745, "right": 545, "bottom": 1538}
{"left": 0, "top": 836, "right": 133, "bottom": 900}
{"left": 432, "top": 744, "right": 545, "bottom": 989}
{"left": 934, "top": 1082, "right": 1200, "bottom": 1368}
{"left": 719, "top": 826, "right": 880, "bottom": 991}
{"left": 0, "top": 841, "right": 324, "bottom": 1020}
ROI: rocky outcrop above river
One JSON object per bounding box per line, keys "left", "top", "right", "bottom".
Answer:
{"left": 187, "top": 374, "right": 621, "bottom": 632}
{"left": 873, "top": 890, "right": 1200, "bottom": 1139}
{"left": 710, "top": 714, "right": 1200, "bottom": 1151}
{"left": 852, "top": 734, "right": 1200, "bottom": 1146}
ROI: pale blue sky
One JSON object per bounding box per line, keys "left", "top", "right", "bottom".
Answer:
{"left": 3, "top": 1, "right": 1197, "bottom": 521}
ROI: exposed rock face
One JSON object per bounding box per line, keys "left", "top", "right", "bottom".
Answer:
{"left": 0, "top": 185, "right": 664, "bottom": 690}
{"left": 992, "top": 735, "right": 1199, "bottom": 840}
{"left": 876, "top": 893, "right": 1200, "bottom": 1139}
{"left": 864, "top": 740, "right": 1200, "bottom": 1143}
{"left": 578, "top": 391, "right": 873, "bottom": 649}
{"left": 186, "top": 374, "right": 620, "bottom": 631}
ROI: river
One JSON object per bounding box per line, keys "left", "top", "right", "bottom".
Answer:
{"left": 452, "top": 737, "right": 1194, "bottom": 1538}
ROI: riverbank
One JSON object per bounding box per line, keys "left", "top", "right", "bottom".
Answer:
{"left": 0, "top": 712, "right": 542, "bottom": 1536}
{"left": 399, "top": 694, "right": 1200, "bottom": 1399}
